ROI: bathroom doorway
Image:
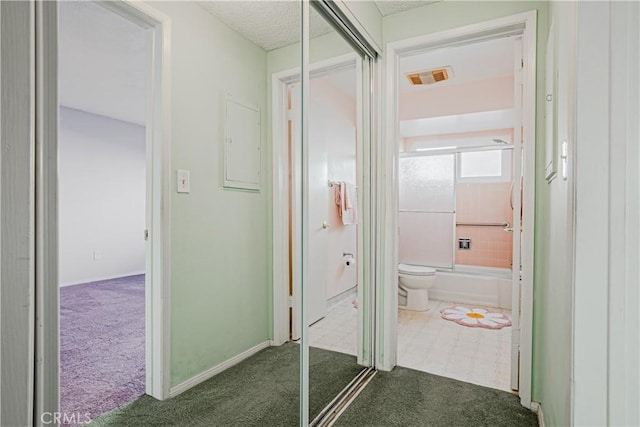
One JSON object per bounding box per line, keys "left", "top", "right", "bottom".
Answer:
{"left": 383, "top": 11, "right": 537, "bottom": 405}
{"left": 272, "top": 51, "right": 371, "bottom": 358}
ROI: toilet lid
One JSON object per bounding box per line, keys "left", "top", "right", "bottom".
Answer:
{"left": 398, "top": 264, "right": 436, "bottom": 276}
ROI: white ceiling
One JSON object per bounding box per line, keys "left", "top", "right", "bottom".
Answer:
{"left": 202, "top": 1, "right": 435, "bottom": 52}
{"left": 398, "top": 36, "right": 515, "bottom": 93}
{"left": 59, "top": 1, "right": 147, "bottom": 126}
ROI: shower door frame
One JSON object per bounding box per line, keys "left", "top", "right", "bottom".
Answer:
{"left": 380, "top": 10, "right": 537, "bottom": 409}
{"left": 398, "top": 151, "right": 457, "bottom": 271}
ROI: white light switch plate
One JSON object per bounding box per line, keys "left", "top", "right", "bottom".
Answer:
{"left": 177, "top": 169, "right": 190, "bottom": 193}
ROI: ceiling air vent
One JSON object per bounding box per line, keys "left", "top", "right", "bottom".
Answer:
{"left": 406, "top": 66, "right": 453, "bottom": 85}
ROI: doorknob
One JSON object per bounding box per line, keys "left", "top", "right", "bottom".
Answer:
{"left": 322, "top": 221, "right": 330, "bottom": 229}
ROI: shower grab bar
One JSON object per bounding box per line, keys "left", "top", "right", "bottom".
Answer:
{"left": 456, "top": 221, "right": 511, "bottom": 227}
{"left": 399, "top": 209, "right": 455, "bottom": 214}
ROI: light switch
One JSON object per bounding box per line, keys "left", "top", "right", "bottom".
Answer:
{"left": 177, "top": 169, "right": 190, "bottom": 193}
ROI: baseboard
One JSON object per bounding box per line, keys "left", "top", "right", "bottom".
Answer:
{"left": 169, "top": 341, "right": 270, "bottom": 398}
{"left": 530, "top": 402, "right": 545, "bottom": 427}
{"left": 60, "top": 271, "right": 146, "bottom": 287}
{"left": 327, "top": 286, "right": 357, "bottom": 310}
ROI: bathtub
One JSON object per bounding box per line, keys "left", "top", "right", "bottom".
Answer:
{"left": 429, "top": 265, "right": 513, "bottom": 309}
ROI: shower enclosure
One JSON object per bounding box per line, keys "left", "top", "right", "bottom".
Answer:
{"left": 398, "top": 147, "right": 515, "bottom": 272}
{"left": 399, "top": 153, "right": 456, "bottom": 269}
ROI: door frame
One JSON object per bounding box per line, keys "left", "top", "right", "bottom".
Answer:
{"left": 35, "top": 1, "right": 173, "bottom": 419}
{"left": 381, "top": 10, "right": 537, "bottom": 408}
{"left": 271, "top": 52, "right": 360, "bottom": 344}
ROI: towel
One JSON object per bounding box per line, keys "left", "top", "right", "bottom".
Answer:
{"left": 335, "top": 181, "right": 358, "bottom": 225}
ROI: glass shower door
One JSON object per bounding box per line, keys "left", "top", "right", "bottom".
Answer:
{"left": 398, "top": 154, "right": 456, "bottom": 269}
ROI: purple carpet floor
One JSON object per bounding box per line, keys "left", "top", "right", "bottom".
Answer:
{"left": 60, "top": 274, "right": 145, "bottom": 424}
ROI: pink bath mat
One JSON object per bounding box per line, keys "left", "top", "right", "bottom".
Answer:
{"left": 440, "top": 306, "right": 511, "bottom": 329}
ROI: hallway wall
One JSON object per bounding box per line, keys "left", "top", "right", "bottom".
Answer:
{"left": 148, "top": 1, "right": 270, "bottom": 388}
{"left": 532, "top": 3, "right": 573, "bottom": 424}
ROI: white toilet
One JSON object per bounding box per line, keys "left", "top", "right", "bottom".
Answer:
{"left": 398, "top": 263, "right": 436, "bottom": 311}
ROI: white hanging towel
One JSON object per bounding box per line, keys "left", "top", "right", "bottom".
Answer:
{"left": 336, "top": 181, "right": 357, "bottom": 225}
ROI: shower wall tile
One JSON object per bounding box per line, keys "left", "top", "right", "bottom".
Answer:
{"left": 456, "top": 182, "right": 513, "bottom": 268}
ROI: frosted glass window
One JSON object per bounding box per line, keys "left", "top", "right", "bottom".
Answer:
{"left": 399, "top": 154, "right": 455, "bottom": 212}
{"left": 459, "top": 150, "right": 502, "bottom": 178}
{"left": 398, "top": 212, "right": 454, "bottom": 269}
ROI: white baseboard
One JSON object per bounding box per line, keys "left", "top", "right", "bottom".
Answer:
{"left": 60, "top": 271, "right": 146, "bottom": 287}
{"left": 168, "top": 340, "right": 270, "bottom": 398}
{"left": 530, "top": 402, "right": 545, "bottom": 427}
{"left": 327, "top": 286, "right": 357, "bottom": 310}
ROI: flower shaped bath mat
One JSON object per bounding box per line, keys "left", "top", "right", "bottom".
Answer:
{"left": 440, "top": 306, "right": 512, "bottom": 329}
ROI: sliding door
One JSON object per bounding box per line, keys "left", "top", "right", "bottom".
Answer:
{"left": 398, "top": 153, "right": 456, "bottom": 269}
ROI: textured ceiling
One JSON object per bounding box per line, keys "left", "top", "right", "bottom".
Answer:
{"left": 59, "top": 1, "right": 147, "bottom": 125}
{"left": 373, "top": 0, "right": 437, "bottom": 17}
{"left": 201, "top": 1, "right": 333, "bottom": 51}
{"left": 202, "top": 1, "right": 436, "bottom": 52}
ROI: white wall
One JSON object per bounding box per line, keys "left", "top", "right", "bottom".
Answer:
{"left": 310, "top": 78, "right": 358, "bottom": 300}
{"left": 572, "top": 2, "right": 640, "bottom": 425}
{"left": 58, "top": 107, "right": 146, "bottom": 286}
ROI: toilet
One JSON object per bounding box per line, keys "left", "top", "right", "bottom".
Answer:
{"left": 398, "top": 264, "right": 436, "bottom": 311}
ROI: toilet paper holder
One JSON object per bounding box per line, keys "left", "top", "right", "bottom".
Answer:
{"left": 342, "top": 252, "right": 354, "bottom": 266}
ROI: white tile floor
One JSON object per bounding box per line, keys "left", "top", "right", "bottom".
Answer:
{"left": 309, "top": 298, "right": 358, "bottom": 356}
{"left": 309, "top": 298, "right": 513, "bottom": 392}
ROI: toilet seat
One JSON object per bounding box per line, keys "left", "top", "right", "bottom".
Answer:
{"left": 398, "top": 264, "right": 436, "bottom": 276}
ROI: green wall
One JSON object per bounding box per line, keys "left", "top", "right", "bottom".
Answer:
{"left": 149, "top": 4, "right": 566, "bottom": 421}
{"left": 532, "top": 2, "right": 573, "bottom": 424}
{"left": 148, "top": 1, "right": 271, "bottom": 387}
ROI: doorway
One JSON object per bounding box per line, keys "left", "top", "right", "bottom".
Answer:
{"left": 394, "top": 35, "right": 522, "bottom": 392}
{"left": 272, "top": 54, "right": 369, "bottom": 356}
{"left": 382, "top": 11, "right": 537, "bottom": 406}
{"left": 287, "top": 63, "right": 359, "bottom": 352}
{"left": 34, "top": 0, "right": 171, "bottom": 421}
{"left": 57, "top": 2, "right": 149, "bottom": 420}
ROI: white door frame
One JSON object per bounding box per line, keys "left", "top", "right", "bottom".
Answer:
{"left": 35, "top": 1, "right": 173, "bottom": 417}
{"left": 380, "top": 10, "right": 537, "bottom": 408}
{"left": 271, "top": 53, "right": 362, "bottom": 347}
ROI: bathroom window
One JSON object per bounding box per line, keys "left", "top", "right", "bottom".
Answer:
{"left": 457, "top": 149, "right": 511, "bottom": 182}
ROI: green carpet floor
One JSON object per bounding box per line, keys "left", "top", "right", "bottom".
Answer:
{"left": 334, "top": 366, "right": 538, "bottom": 427}
{"left": 90, "top": 343, "right": 362, "bottom": 426}
{"left": 92, "top": 345, "right": 537, "bottom": 427}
